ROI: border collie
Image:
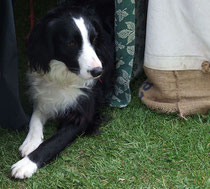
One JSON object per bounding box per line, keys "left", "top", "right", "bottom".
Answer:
{"left": 11, "top": 0, "right": 115, "bottom": 179}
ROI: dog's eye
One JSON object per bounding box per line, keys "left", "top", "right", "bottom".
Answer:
{"left": 90, "top": 35, "right": 98, "bottom": 45}
{"left": 92, "top": 37, "right": 97, "bottom": 44}
{"left": 67, "top": 41, "right": 77, "bottom": 47}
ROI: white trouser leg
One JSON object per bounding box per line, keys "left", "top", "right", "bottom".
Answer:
{"left": 144, "top": 0, "right": 210, "bottom": 71}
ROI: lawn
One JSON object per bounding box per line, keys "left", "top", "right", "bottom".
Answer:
{"left": 0, "top": 0, "right": 209, "bottom": 188}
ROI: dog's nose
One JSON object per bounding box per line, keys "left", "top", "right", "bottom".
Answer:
{"left": 90, "top": 67, "right": 103, "bottom": 78}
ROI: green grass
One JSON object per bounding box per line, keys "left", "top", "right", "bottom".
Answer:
{"left": 0, "top": 0, "right": 209, "bottom": 188}
{"left": 0, "top": 80, "right": 209, "bottom": 188}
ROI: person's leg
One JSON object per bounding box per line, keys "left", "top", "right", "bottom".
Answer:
{"left": 140, "top": 0, "right": 210, "bottom": 116}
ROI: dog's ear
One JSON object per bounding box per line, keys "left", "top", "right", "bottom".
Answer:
{"left": 28, "top": 19, "right": 56, "bottom": 73}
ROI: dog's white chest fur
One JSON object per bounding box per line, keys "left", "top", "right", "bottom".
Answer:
{"left": 28, "top": 60, "right": 95, "bottom": 117}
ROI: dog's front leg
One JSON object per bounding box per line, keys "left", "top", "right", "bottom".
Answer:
{"left": 19, "top": 110, "right": 47, "bottom": 157}
{"left": 11, "top": 118, "right": 87, "bottom": 179}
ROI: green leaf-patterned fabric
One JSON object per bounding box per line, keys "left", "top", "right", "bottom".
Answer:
{"left": 110, "top": 0, "right": 136, "bottom": 107}
{"left": 110, "top": 0, "right": 147, "bottom": 107}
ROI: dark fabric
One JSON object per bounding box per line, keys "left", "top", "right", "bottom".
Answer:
{"left": 0, "top": 0, "right": 28, "bottom": 129}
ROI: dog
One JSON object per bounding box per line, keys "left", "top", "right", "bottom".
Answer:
{"left": 11, "top": 0, "right": 115, "bottom": 179}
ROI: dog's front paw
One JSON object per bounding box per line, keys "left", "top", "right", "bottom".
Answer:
{"left": 19, "top": 136, "right": 43, "bottom": 157}
{"left": 11, "top": 157, "right": 38, "bottom": 179}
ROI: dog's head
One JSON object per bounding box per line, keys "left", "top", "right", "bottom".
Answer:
{"left": 28, "top": 7, "right": 105, "bottom": 80}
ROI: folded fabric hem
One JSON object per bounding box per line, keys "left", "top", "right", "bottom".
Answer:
{"left": 144, "top": 53, "right": 209, "bottom": 71}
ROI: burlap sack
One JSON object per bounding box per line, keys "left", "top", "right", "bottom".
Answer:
{"left": 139, "top": 64, "right": 210, "bottom": 116}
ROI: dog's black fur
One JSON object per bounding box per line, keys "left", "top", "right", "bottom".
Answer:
{"left": 11, "top": 0, "right": 115, "bottom": 178}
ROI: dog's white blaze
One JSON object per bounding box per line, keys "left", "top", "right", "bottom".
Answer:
{"left": 73, "top": 17, "right": 102, "bottom": 79}
{"left": 11, "top": 157, "right": 38, "bottom": 179}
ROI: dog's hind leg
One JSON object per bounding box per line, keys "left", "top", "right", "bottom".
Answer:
{"left": 19, "top": 110, "right": 47, "bottom": 157}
